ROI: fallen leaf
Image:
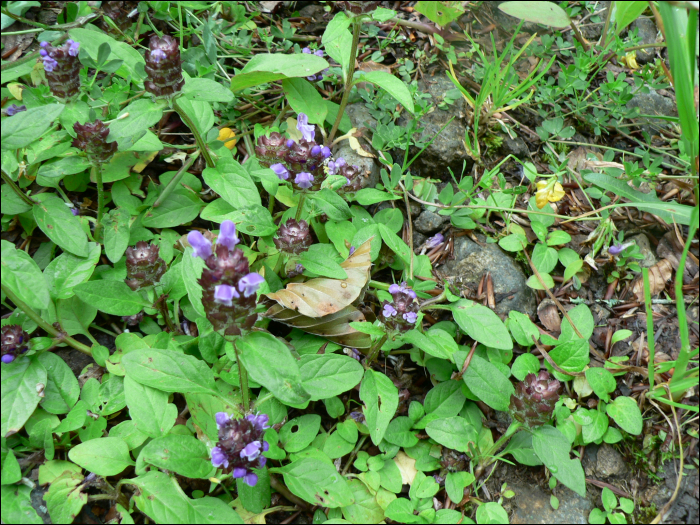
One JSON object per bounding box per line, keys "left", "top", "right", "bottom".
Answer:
{"left": 393, "top": 451, "right": 418, "bottom": 485}
{"left": 265, "top": 239, "right": 372, "bottom": 317}
{"left": 632, "top": 258, "right": 673, "bottom": 301}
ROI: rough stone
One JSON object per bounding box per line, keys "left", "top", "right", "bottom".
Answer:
{"left": 332, "top": 143, "right": 380, "bottom": 190}
{"left": 646, "top": 460, "right": 699, "bottom": 524}
{"left": 508, "top": 481, "right": 593, "bottom": 524}
{"left": 409, "top": 201, "right": 422, "bottom": 218}
{"left": 345, "top": 102, "right": 377, "bottom": 131}
{"left": 629, "top": 233, "right": 658, "bottom": 268}
{"left": 630, "top": 17, "right": 658, "bottom": 65}
{"left": 500, "top": 134, "right": 529, "bottom": 158}
{"left": 578, "top": 1, "right": 611, "bottom": 41}
{"left": 403, "top": 74, "right": 472, "bottom": 180}
{"left": 440, "top": 236, "right": 536, "bottom": 317}
{"left": 595, "top": 444, "right": 627, "bottom": 478}
{"left": 414, "top": 210, "right": 447, "bottom": 234}
{"left": 413, "top": 231, "right": 427, "bottom": 251}
{"left": 627, "top": 89, "right": 678, "bottom": 138}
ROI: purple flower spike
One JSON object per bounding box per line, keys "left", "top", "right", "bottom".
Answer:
{"left": 295, "top": 172, "right": 314, "bottom": 189}
{"left": 238, "top": 273, "right": 264, "bottom": 298}
{"left": 211, "top": 447, "right": 229, "bottom": 468}
{"left": 244, "top": 472, "right": 258, "bottom": 487}
{"left": 218, "top": 220, "right": 239, "bottom": 250}
{"left": 214, "top": 284, "right": 239, "bottom": 306}
{"left": 383, "top": 304, "right": 397, "bottom": 317}
{"left": 426, "top": 233, "right": 444, "bottom": 248}
{"left": 403, "top": 312, "right": 418, "bottom": 324}
{"left": 322, "top": 146, "right": 331, "bottom": 158}
{"left": 187, "top": 231, "right": 212, "bottom": 259}
{"left": 270, "top": 163, "right": 289, "bottom": 181}
{"left": 215, "top": 412, "right": 230, "bottom": 427}
{"left": 66, "top": 39, "right": 80, "bottom": 57}
{"left": 296, "top": 113, "right": 315, "bottom": 142}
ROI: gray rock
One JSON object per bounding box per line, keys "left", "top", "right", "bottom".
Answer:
{"left": 30, "top": 484, "right": 52, "bottom": 524}
{"left": 500, "top": 134, "right": 529, "bottom": 158}
{"left": 413, "top": 232, "right": 427, "bottom": 251}
{"left": 441, "top": 236, "right": 536, "bottom": 317}
{"left": 596, "top": 444, "right": 627, "bottom": 478}
{"left": 646, "top": 460, "right": 699, "bottom": 524}
{"left": 579, "top": 1, "right": 611, "bottom": 41}
{"left": 402, "top": 74, "right": 473, "bottom": 180}
{"left": 630, "top": 17, "right": 658, "bottom": 65}
{"left": 414, "top": 210, "right": 447, "bottom": 234}
{"left": 627, "top": 89, "right": 678, "bottom": 138}
{"left": 508, "top": 481, "right": 593, "bottom": 524}
{"left": 345, "top": 102, "right": 377, "bottom": 131}
{"left": 409, "top": 201, "right": 422, "bottom": 218}
{"left": 629, "top": 233, "right": 658, "bottom": 268}
{"left": 332, "top": 143, "right": 380, "bottom": 190}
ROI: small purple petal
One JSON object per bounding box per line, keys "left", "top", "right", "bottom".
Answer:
{"left": 70, "top": 207, "right": 79, "bottom": 216}
{"left": 233, "top": 467, "right": 247, "bottom": 479}
{"left": 270, "top": 163, "right": 289, "bottom": 181}
{"left": 263, "top": 441, "right": 270, "bottom": 452}
{"left": 238, "top": 273, "right": 264, "bottom": 298}
{"left": 314, "top": 49, "right": 324, "bottom": 57}
{"left": 244, "top": 472, "right": 258, "bottom": 487}
{"left": 609, "top": 244, "right": 627, "bottom": 255}
{"left": 296, "top": 113, "right": 315, "bottom": 142}
{"left": 214, "top": 284, "right": 239, "bottom": 306}
{"left": 1, "top": 355, "right": 15, "bottom": 364}
{"left": 302, "top": 47, "right": 312, "bottom": 54}
{"left": 151, "top": 48, "right": 167, "bottom": 63}
{"left": 426, "top": 233, "right": 444, "bottom": 248}
{"left": 211, "top": 447, "right": 228, "bottom": 468}
{"left": 42, "top": 56, "right": 58, "bottom": 72}
{"left": 258, "top": 456, "right": 267, "bottom": 467}
{"left": 215, "top": 412, "right": 230, "bottom": 427}
{"left": 295, "top": 172, "right": 314, "bottom": 189}
{"left": 311, "top": 145, "right": 322, "bottom": 156}
{"left": 349, "top": 246, "right": 356, "bottom": 256}
{"left": 67, "top": 39, "right": 80, "bottom": 57}
{"left": 403, "top": 312, "right": 418, "bottom": 324}
{"left": 187, "top": 231, "right": 212, "bottom": 259}
{"left": 321, "top": 146, "right": 331, "bottom": 158}
{"left": 240, "top": 441, "right": 262, "bottom": 460}
{"left": 383, "top": 304, "right": 397, "bottom": 317}
{"left": 388, "top": 284, "right": 400, "bottom": 294}
{"left": 286, "top": 139, "right": 295, "bottom": 148}
{"left": 40, "top": 49, "right": 48, "bottom": 56}
{"left": 40, "top": 41, "right": 49, "bottom": 48}
{"left": 218, "top": 220, "right": 239, "bottom": 249}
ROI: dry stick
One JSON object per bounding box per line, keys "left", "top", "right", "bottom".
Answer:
{"left": 403, "top": 185, "right": 415, "bottom": 280}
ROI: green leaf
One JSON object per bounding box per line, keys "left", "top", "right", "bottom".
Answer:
{"left": 402, "top": 329, "right": 457, "bottom": 361}
{"left": 279, "top": 414, "right": 322, "bottom": 453}
{"left": 103, "top": 208, "right": 131, "bottom": 263}
{"left": 1, "top": 240, "right": 50, "bottom": 309}
{"left": 1, "top": 104, "right": 65, "bottom": 150}
{"left": 1, "top": 357, "right": 47, "bottom": 437}
{"left": 142, "top": 190, "right": 202, "bottom": 228}
{"left": 385, "top": 498, "right": 420, "bottom": 524}
{"left": 415, "top": 379, "right": 466, "bottom": 429}
{"left": 531, "top": 425, "right": 586, "bottom": 496}
{"left": 238, "top": 331, "right": 310, "bottom": 406}
{"left": 451, "top": 299, "right": 513, "bottom": 350}
{"left": 532, "top": 243, "right": 558, "bottom": 274}
{"left": 69, "top": 28, "right": 145, "bottom": 80}
{"left": 526, "top": 272, "right": 555, "bottom": 290}
{"left": 585, "top": 368, "right": 616, "bottom": 403}
{"left": 498, "top": 1, "right": 570, "bottom": 28}
{"left": 185, "top": 390, "right": 242, "bottom": 442}
{"left": 230, "top": 53, "right": 329, "bottom": 92}
{"left": 37, "top": 156, "right": 91, "bottom": 181}
{"left": 1, "top": 444, "right": 21, "bottom": 485}
{"left": 0, "top": 485, "right": 42, "bottom": 524}
{"left": 342, "top": 479, "right": 385, "bottom": 523}
{"left": 181, "top": 247, "right": 206, "bottom": 319}
{"left": 606, "top": 396, "right": 642, "bottom": 435}
{"left": 357, "top": 71, "right": 414, "bottom": 114}
{"left": 43, "top": 469, "right": 87, "bottom": 524}
{"left": 74, "top": 280, "right": 148, "bottom": 316}
{"left": 498, "top": 233, "right": 528, "bottom": 252}
{"left": 68, "top": 437, "right": 134, "bottom": 476}
{"left": 1, "top": 184, "right": 32, "bottom": 215}
{"left": 507, "top": 311, "right": 540, "bottom": 348}
{"left": 425, "top": 417, "right": 478, "bottom": 453}
{"left": 299, "top": 354, "right": 364, "bottom": 401}
{"left": 282, "top": 77, "right": 328, "bottom": 125}
{"left": 38, "top": 352, "right": 79, "bottom": 415}
{"left": 611, "top": 1, "right": 648, "bottom": 34}
{"left": 272, "top": 457, "right": 354, "bottom": 508}
{"left": 202, "top": 162, "right": 261, "bottom": 210}
{"left": 182, "top": 77, "right": 234, "bottom": 103}
{"left": 476, "top": 502, "right": 509, "bottom": 524}
{"left": 378, "top": 223, "right": 412, "bottom": 266}
{"left": 176, "top": 98, "right": 214, "bottom": 137}
{"left": 510, "top": 353, "right": 540, "bottom": 381}
{"left": 384, "top": 416, "right": 419, "bottom": 448}
{"left": 33, "top": 195, "right": 88, "bottom": 257}
{"left": 355, "top": 188, "right": 401, "bottom": 206}
{"left": 300, "top": 250, "right": 348, "bottom": 279}
{"left": 360, "top": 369, "right": 399, "bottom": 445}
{"left": 44, "top": 242, "right": 101, "bottom": 300}
{"left": 321, "top": 13, "right": 353, "bottom": 82}
{"left": 122, "top": 349, "right": 218, "bottom": 396}
{"left": 461, "top": 354, "right": 513, "bottom": 412}
{"left": 310, "top": 189, "right": 352, "bottom": 221}
{"left": 141, "top": 435, "right": 213, "bottom": 478}
{"left": 546, "top": 230, "right": 571, "bottom": 246}
{"left": 549, "top": 338, "right": 589, "bottom": 374}
{"left": 560, "top": 304, "right": 594, "bottom": 342}
{"left": 54, "top": 400, "right": 88, "bottom": 433}
{"left": 445, "top": 471, "right": 475, "bottom": 505}
{"left": 415, "top": 1, "right": 465, "bottom": 26}
{"left": 124, "top": 376, "right": 177, "bottom": 438}
{"left": 108, "top": 99, "right": 165, "bottom": 141}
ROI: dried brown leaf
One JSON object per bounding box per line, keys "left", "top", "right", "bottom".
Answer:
{"left": 537, "top": 298, "right": 561, "bottom": 332}
{"left": 632, "top": 258, "right": 673, "bottom": 301}
{"left": 265, "top": 238, "right": 372, "bottom": 317}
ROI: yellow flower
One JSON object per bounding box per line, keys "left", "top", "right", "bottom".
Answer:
{"left": 620, "top": 51, "right": 639, "bottom": 70}
{"left": 535, "top": 179, "right": 566, "bottom": 209}
{"left": 217, "top": 127, "right": 237, "bottom": 150}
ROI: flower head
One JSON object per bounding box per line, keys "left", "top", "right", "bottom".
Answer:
{"left": 40, "top": 40, "right": 81, "bottom": 99}
{"left": 212, "top": 412, "right": 270, "bottom": 487}
{"left": 380, "top": 283, "right": 419, "bottom": 332}
{"left": 535, "top": 179, "right": 566, "bottom": 209}
{"left": 1, "top": 325, "right": 29, "bottom": 364}
{"left": 509, "top": 371, "right": 561, "bottom": 428}
{"left": 296, "top": 113, "right": 315, "bottom": 142}
{"left": 295, "top": 172, "right": 314, "bottom": 189}
{"left": 125, "top": 242, "right": 166, "bottom": 291}
{"left": 144, "top": 34, "right": 184, "bottom": 98}
{"left": 188, "top": 230, "right": 213, "bottom": 259}
{"left": 273, "top": 219, "right": 313, "bottom": 254}
{"left": 73, "top": 120, "right": 118, "bottom": 164}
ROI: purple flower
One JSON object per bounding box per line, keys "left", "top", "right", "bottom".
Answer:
{"left": 311, "top": 145, "right": 322, "bottom": 156}
{"left": 389, "top": 282, "right": 417, "bottom": 299}
{"left": 244, "top": 472, "right": 258, "bottom": 487}
{"left": 42, "top": 55, "right": 59, "bottom": 72}
{"left": 70, "top": 207, "right": 79, "bottom": 216}
{"left": 286, "top": 139, "right": 295, "bottom": 148}
{"left": 295, "top": 172, "right": 314, "bottom": 189}
{"left": 1, "top": 355, "right": 14, "bottom": 364}
{"left": 327, "top": 157, "right": 346, "bottom": 175}
{"left": 383, "top": 304, "right": 397, "bottom": 317}
{"left": 66, "top": 39, "right": 80, "bottom": 57}
{"left": 218, "top": 220, "right": 239, "bottom": 250}
{"left": 150, "top": 48, "right": 167, "bottom": 63}
{"left": 211, "top": 447, "right": 229, "bottom": 468}
{"left": 214, "top": 284, "right": 239, "bottom": 306}
{"left": 296, "top": 113, "right": 315, "bottom": 142}
{"left": 246, "top": 413, "right": 271, "bottom": 431}
{"left": 403, "top": 312, "right": 418, "bottom": 324}
{"left": 5, "top": 104, "right": 26, "bottom": 116}
{"left": 349, "top": 246, "right": 356, "bottom": 256}
{"left": 321, "top": 146, "right": 331, "bottom": 158}
{"left": 233, "top": 467, "right": 247, "bottom": 478}
{"left": 188, "top": 230, "right": 212, "bottom": 259}
{"left": 314, "top": 49, "right": 324, "bottom": 57}
{"left": 302, "top": 47, "right": 312, "bottom": 54}
{"left": 238, "top": 273, "right": 264, "bottom": 298}
{"left": 426, "top": 233, "right": 444, "bottom": 249}
{"left": 240, "top": 441, "right": 262, "bottom": 460}
{"left": 215, "top": 412, "right": 231, "bottom": 427}
{"left": 270, "top": 163, "right": 289, "bottom": 180}
{"left": 609, "top": 242, "right": 633, "bottom": 256}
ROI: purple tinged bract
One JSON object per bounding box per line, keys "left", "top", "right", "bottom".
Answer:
{"left": 188, "top": 230, "right": 212, "bottom": 259}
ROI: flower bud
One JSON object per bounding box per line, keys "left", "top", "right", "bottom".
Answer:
{"left": 380, "top": 283, "right": 419, "bottom": 332}
{"left": 144, "top": 34, "right": 184, "bottom": 98}
{"left": 41, "top": 40, "right": 81, "bottom": 100}
{"left": 125, "top": 242, "right": 166, "bottom": 291}
{"left": 255, "top": 132, "right": 290, "bottom": 165}
{"left": 101, "top": 1, "right": 134, "bottom": 33}
{"left": 509, "top": 371, "right": 561, "bottom": 428}
{"left": 1, "top": 325, "right": 30, "bottom": 364}
{"left": 211, "top": 412, "right": 270, "bottom": 487}
{"left": 273, "top": 219, "right": 313, "bottom": 254}
{"left": 337, "top": 162, "right": 363, "bottom": 193}
{"left": 72, "top": 120, "right": 117, "bottom": 164}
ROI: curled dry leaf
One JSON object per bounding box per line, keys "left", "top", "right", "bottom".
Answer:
{"left": 264, "top": 303, "right": 371, "bottom": 349}
{"left": 632, "top": 258, "right": 673, "bottom": 301}
{"left": 265, "top": 238, "right": 372, "bottom": 317}
{"left": 537, "top": 298, "right": 561, "bottom": 333}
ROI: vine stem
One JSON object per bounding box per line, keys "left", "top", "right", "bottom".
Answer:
{"left": 326, "top": 17, "right": 361, "bottom": 145}
{"left": 172, "top": 97, "right": 215, "bottom": 169}
{"left": 1, "top": 169, "right": 35, "bottom": 206}
{"left": 364, "top": 333, "right": 388, "bottom": 369}
{"left": 474, "top": 420, "right": 522, "bottom": 480}
{"left": 1, "top": 283, "right": 93, "bottom": 357}
{"left": 93, "top": 164, "right": 105, "bottom": 241}
{"left": 153, "top": 150, "right": 200, "bottom": 208}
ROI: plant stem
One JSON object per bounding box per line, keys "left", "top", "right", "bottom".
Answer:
{"left": 327, "top": 17, "right": 361, "bottom": 145}
{"left": 364, "top": 333, "right": 388, "bottom": 369}
{"left": 93, "top": 164, "right": 105, "bottom": 241}
{"left": 294, "top": 193, "right": 307, "bottom": 221}
{"left": 1, "top": 169, "right": 35, "bottom": 206}
{"left": 153, "top": 150, "right": 200, "bottom": 208}
{"left": 172, "top": 97, "right": 215, "bottom": 168}
{"left": 1, "top": 283, "right": 93, "bottom": 357}
{"left": 475, "top": 420, "right": 522, "bottom": 478}
{"left": 155, "top": 294, "right": 178, "bottom": 333}
{"left": 642, "top": 267, "right": 656, "bottom": 391}
{"left": 231, "top": 338, "right": 250, "bottom": 411}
